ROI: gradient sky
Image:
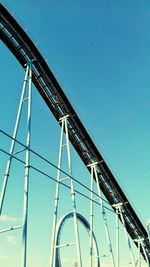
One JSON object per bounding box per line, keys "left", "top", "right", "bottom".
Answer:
{"left": 0, "top": 1, "right": 150, "bottom": 267}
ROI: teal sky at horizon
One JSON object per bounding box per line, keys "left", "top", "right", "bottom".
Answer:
{"left": 0, "top": 1, "right": 150, "bottom": 266}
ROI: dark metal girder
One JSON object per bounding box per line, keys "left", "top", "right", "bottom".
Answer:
{"left": 0, "top": 3, "right": 150, "bottom": 260}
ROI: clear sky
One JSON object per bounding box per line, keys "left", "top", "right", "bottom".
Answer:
{"left": 0, "top": 1, "right": 150, "bottom": 267}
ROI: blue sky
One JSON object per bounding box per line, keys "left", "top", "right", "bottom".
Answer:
{"left": 0, "top": 1, "right": 150, "bottom": 266}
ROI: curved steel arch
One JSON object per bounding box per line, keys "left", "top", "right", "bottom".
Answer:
{"left": 55, "top": 212, "right": 100, "bottom": 267}
{"left": 0, "top": 3, "right": 150, "bottom": 260}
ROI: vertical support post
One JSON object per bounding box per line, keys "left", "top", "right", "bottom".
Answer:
{"left": 147, "top": 222, "right": 150, "bottom": 267}
{"left": 21, "top": 62, "right": 32, "bottom": 267}
{"left": 134, "top": 239, "right": 148, "bottom": 267}
{"left": 140, "top": 240, "right": 150, "bottom": 267}
{"left": 64, "top": 118, "right": 82, "bottom": 267}
{"left": 138, "top": 241, "right": 141, "bottom": 267}
{"left": 88, "top": 162, "right": 115, "bottom": 267}
{"left": 147, "top": 221, "right": 150, "bottom": 243}
{"left": 50, "top": 118, "right": 64, "bottom": 267}
{"left": 95, "top": 166, "right": 115, "bottom": 267}
{"left": 50, "top": 115, "right": 82, "bottom": 267}
{"left": 90, "top": 166, "right": 94, "bottom": 267}
{"left": 116, "top": 208, "right": 119, "bottom": 267}
{"left": 0, "top": 66, "right": 29, "bottom": 216}
{"left": 118, "top": 205, "right": 136, "bottom": 267}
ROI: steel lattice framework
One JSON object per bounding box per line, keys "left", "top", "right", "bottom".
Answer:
{"left": 0, "top": 3, "right": 150, "bottom": 261}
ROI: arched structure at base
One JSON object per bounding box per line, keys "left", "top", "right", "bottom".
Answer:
{"left": 54, "top": 212, "right": 100, "bottom": 267}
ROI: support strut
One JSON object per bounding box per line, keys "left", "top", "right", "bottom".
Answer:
{"left": 50, "top": 115, "right": 82, "bottom": 267}
{"left": 0, "top": 63, "right": 33, "bottom": 267}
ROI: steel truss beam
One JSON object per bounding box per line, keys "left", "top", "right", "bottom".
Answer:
{"left": 0, "top": 3, "right": 150, "bottom": 261}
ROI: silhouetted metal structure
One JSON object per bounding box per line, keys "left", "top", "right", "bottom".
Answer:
{"left": 0, "top": 2, "right": 150, "bottom": 262}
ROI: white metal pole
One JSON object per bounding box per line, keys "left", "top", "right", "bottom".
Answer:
{"left": 138, "top": 241, "right": 141, "bottom": 267}
{"left": 94, "top": 166, "right": 115, "bottom": 267}
{"left": 141, "top": 241, "right": 149, "bottom": 267}
{"left": 147, "top": 221, "right": 150, "bottom": 242}
{"left": 119, "top": 206, "right": 135, "bottom": 267}
{"left": 116, "top": 208, "right": 119, "bottom": 267}
{"left": 0, "top": 66, "right": 29, "bottom": 216}
{"left": 147, "top": 222, "right": 150, "bottom": 267}
{"left": 50, "top": 119, "right": 65, "bottom": 267}
{"left": 50, "top": 116, "right": 82, "bottom": 267}
{"left": 64, "top": 118, "right": 82, "bottom": 267}
{"left": 21, "top": 63, "right": 32, "bottom": 267}
{"left": 90, "top": 166, "right": 94, "bottom": 267}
